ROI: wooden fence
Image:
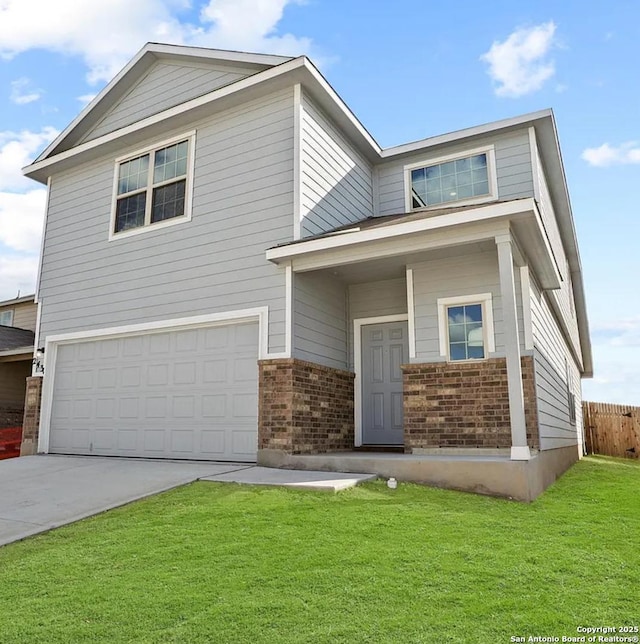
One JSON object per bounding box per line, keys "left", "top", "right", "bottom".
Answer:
{"left": 583, "top": 402, "right": 640, "bottom": 459}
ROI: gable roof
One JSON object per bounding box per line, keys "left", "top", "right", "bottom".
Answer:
{"left": 35, "top": 43, "right": 293, "bottom": 162}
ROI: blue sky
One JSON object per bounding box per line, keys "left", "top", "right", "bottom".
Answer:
{"left": 0, "top": 0, "right": 638, "bottom": 404}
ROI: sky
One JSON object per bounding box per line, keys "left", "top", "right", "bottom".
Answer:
{"left": 0, "top": 0, "right": 638, "bottom": 405}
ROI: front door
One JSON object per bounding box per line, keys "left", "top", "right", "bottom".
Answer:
{"left": 361, "top": 321, "right": 408, "bottom": 445}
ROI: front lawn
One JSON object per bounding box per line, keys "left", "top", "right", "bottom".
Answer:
{"left": 0, "top": 456, "right": 638, "bottom": 643}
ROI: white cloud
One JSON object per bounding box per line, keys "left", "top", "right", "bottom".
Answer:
{"left": 10, "top": 77, "right": 43, "bottom": 104}
{"left": 77, "top": 93, "right": 98, "bottom": 107}
{"left": 480, "top": 22, "right": 558, "bottom": 98}
{"left": 0, "top": 255, "right": 38, "bottom": 301}
{"left": 0, "top": 0, "right": 313, "bottom": 85}
{"left": 0, "top": 127, "right": 59, "bottom": 191}
{"left": 0, "top": 190, "right": 47, "bottom": 254}
{"left": 581, "top": 142, "right": 640, "bottom": 167}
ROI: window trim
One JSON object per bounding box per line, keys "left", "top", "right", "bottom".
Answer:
{"left": 404, "top": 145, "right": 498, "bottom": 213}
{"left": 0, "top": 309, "right": 14, "bottom": 326}
{"left": 108, "top": 131, "right": 196, "bottom": 241}
{"left": 437, "top": 293, "right": 495, "bottom": 361}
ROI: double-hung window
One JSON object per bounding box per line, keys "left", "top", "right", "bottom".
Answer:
{"left": 437, "top": 294, "right": 495, "bottom": 362}
{"left": 405, "top": 146, "right": 497, "bottom": 211}
{"left": 111, "top": 133, "right": 195, "bottom": 237}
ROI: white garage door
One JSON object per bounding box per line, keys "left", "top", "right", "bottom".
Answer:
{"left": 49, "top": 322, "right": 259, "bottom": 461}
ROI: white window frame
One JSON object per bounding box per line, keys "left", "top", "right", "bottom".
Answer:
{"left": 404, "top": 145, "right": 498, "bottom": 213}
{"left": 0, "top": 309, "right": 14, "bottom": 326}
{"left": 437, "top": 293, "right": 495, "bottom": 361}
{"left": 108, "top": 131, "right": 197, "bottom": 241}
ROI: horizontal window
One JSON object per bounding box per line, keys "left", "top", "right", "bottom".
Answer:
{"left": 110, "top": 133, "right": 195, "bottom": 239}
{"left": 437, "top": 293, "right": 495, "bottom": 362}
{"left": 405, "top": 147, "right": 496, "bottom": 211}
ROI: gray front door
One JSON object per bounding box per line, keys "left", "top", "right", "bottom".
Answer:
{"left": 361, "top": 321, "right": 408, "bottom": 445}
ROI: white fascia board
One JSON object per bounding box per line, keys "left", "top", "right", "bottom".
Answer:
{"left": 24, "top": 56, "right": 308, "bottom": 182}
{"left": 146, "top": 42, "right": 293, "bottom": 67}
{"left": 266, "top": 199, "right": 536, "bottom": 263}
{"left": 381, "top": 109, "right": 553, "bottom": 159}
{"left": 0, "top": 347, "right": 33, "bottom": 358}
{"left": 302, "top": 58, "right": 381, "bottom": 156}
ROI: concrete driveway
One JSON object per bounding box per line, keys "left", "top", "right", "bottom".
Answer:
{"left": 0, "top": 455, "right": 252, "bottom": 547}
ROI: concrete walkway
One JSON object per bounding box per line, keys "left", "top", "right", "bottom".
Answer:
{"left": 0, "top": 455, "right": 375, "bottom": 547}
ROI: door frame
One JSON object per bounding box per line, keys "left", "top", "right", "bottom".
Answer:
{"left": 353, "top": 314, "right": 409, "bottom": 447}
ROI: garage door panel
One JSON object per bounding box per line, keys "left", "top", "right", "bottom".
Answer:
{"left": 49, "top": 322, "right": 259, "bottom": 461}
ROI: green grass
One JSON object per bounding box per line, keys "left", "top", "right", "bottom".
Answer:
{"left": 0, "top": 456, "right": 638, "bottom": 643}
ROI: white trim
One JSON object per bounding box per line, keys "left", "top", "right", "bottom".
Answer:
{"left": 404, "top": 145, "right": 497, "bottom": 213}
{"left": 529, "top": 126, "right": 541, "bottom": 202}
{"left": 38, "top": 307, "right": 276, "bottom": 454}
{"left": 31, "top": 299, "right": 43, "bottom": 376}
{"left": 520, "top": 266, "right": 534, "bottom": 351}
{"left": 108, "top": 131, "right": 196, "bottom": 241}
{"left": 285, "top": 263, "right": 293, "bottom": 356}
{"left": 510, "top": 445, "right": 531, "bottom": 460}
{"left": 406, "top": 268, "right": 416, "bottom": 359}
{"left": 353, "top": 314, "right": 408, "bottom": 447}
{"left": 293, "top": 84, "right": 303, "bottom": 240}
{"left": 267, "top": 198, "right": 536, "bottom": 263}
{"left": 436, "top": 293, "right": 495, "bottom": 359}
{"left": 0, "top": 347, "right": 32, "bottom": 358}
{"left": 34, "top": 176, "right": 51, "bottom": 303}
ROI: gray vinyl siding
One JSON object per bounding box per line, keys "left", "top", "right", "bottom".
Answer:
{"left": 376, "top": 130, "right": 534, "bottom": 216}
{"left": 530, "top": 278, "right": 582, "bottom": 450}
{"left": 292, "top": 272, "right": 348, "bottom": 370}
{"left": 533, "top": 143, "right": 582, "bottom": 363}
{"left": 348, "top": 278, "right": 407, "bottom": 371}
{"left": 82, "top": 61, "right": 257, "bottom": 143}
{"left": 300, "top": 91, "right": 373, "bottom": 236}
{"left": 411, "top": 250, "right": 525, "bottom": 361}
{"left": 39, "top": 88, "right": 294, "bottom": 353}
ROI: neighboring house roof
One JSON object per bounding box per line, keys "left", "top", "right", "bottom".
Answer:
{"left": 20, "top": 43, "right": 592, "bottom": 377}
{"left": 0, "top": 326, "right": 35, "bottom": 354}
{"left": 0, "top": 294, "right": 35, "bottom": 308}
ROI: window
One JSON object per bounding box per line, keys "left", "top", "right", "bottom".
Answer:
{"left": 405, "top": 146, "right": 497, "bottom": 211}
{"left": 0, "top": 310, "right": 13, "bottom": 326}
{"left": 566, "top": 359, "right": 577, "bottom": 425}
{"left": 111, "top": 133, "right": 195, "bottom": 238}
{"left": 437, "top": 293, "right": 495, "bottom": 361}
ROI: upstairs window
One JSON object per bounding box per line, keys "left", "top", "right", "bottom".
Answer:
{"left": 405, "top": 146, "right": 497, "bottom": 211}
{"left": 0, "top": 310, "right": 14, "bottom": 326}
{"left": 111, "top": 133, "right": 195, "bottom": 239}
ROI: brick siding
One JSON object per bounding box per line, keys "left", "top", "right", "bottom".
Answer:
{"left": 402, "top": 356, "right": 539, "bottom": 450}
{"left": 259, "top": 358, "right": 355, "bottom": 454}
{"left": 20, "top": 376, "right": 43, "bottom": 456}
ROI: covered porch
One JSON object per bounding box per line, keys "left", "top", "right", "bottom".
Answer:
{"left": 260, "top": 198, "right": 574, "bottom": 498}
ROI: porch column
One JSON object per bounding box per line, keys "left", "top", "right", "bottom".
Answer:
{"left": 495, "top": 234, "right": 530, "bottom": 460}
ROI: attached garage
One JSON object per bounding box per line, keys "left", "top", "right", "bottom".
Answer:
{"left": 47, "top": 321, "right": 259, "bottom": 461}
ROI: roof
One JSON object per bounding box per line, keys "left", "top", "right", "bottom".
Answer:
{"left": 0, "top": 293, "right": 35, "bottom": 308}
{"left": 0, "top": 326, "right": 35, "bottom": 352}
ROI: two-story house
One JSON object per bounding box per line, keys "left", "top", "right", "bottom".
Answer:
{"left": 22, "top": 43, "right": 592, "bottom": 500}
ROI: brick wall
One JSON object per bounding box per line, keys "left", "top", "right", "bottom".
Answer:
{"left": 402, "top": 357, "right": 539, "bottom": 450}
{"left": 259, "top": 358, "right": 355, "bottom": 454}
{"left": 20, "top": 376, "right": 43, "bottom": 456}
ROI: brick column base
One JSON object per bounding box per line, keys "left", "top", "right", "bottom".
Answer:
{"left": 259, "top": 358, "right": 355, "bottom": 454}
{"left": 20, "top": 377, "right": 43, "bottom": 456}
{"left": 402, "top": 356, "right": 539, "bottom": 451}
